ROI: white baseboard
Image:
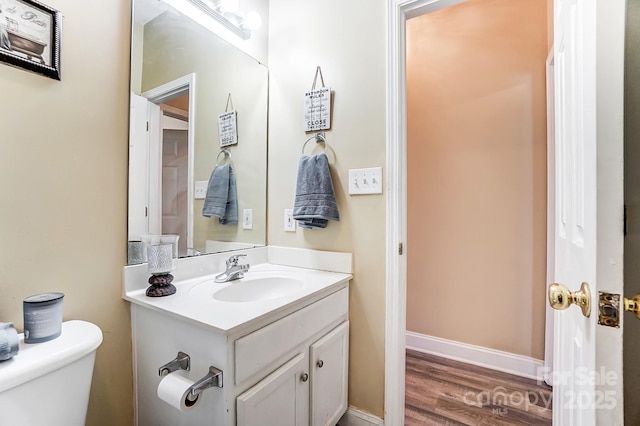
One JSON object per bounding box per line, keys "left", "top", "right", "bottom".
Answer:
{"left": 406, "top": 331, "right": 545, "bottom": 381}
{"left": 338, "top": 406, "right": 384, "bottom": 426}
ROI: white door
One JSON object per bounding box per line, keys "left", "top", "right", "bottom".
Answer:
{"left": 550, "top": 0, "right": 625, "bottom": 425}
{"left": 128, "top": 93, "right": 150, "bottom": 240}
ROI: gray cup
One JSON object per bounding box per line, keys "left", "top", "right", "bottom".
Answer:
{"left": 23, "top": 292, "right": 64, "bottom": 343}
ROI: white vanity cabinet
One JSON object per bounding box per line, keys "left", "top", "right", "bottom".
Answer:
{"left": 130, "top": 281, "right": 349, "bottom": 426}
{"left": 237, "top": 321, "right": 349, "bottom": 426}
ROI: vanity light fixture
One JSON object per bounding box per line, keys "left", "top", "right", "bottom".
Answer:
{"left": 241, "top": 10, "right": 262, "bottom": 31}
{"left": 173, "top": 0, "right": 261, "bottom": 40}
{"left": 214, "top": 0, "right": 239, "bottom": 13}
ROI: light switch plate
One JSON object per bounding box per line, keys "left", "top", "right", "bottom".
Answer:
{"left": 243, "top": 209, "right": 253, "bottom": 230}
{"left": 195, "top": 181, "right": 208, "bottom": 199}
{"left": 284, "top": 209, "right": 296, "bottom": 232}
{"left": 348, "top": 167, "right": 383, "bottom": 195}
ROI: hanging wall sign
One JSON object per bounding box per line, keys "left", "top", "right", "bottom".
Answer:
{"left": 218, "top": 110, "right": 238, "bottom": 147}
{"left": 303, "top": 86, "right": 331, "bottom": 132}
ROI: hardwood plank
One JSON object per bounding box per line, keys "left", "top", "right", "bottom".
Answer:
{"left": 405, "top": 349, "right": 552, "bottom": 425}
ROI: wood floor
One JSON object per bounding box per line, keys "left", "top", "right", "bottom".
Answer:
{"left": 405, "top": 349, "right": 552, "bottom": 425}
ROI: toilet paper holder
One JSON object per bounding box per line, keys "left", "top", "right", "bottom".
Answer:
{"left": 159, "top": 351, "right": 191, "bottom": 376}
{"left": 187, "top": 366, "right": 224, "bottom": 401}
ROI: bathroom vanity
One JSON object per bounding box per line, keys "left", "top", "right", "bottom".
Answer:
{"left": 123, "top": 247, "right": 352, "bottom": 426}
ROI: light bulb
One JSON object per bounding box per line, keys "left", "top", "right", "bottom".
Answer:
{"left": 242, "top": 11, "right": 262, "bottom": 30}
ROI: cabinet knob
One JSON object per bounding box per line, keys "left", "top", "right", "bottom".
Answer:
{"left": 301, "top": 373, "right": 309, "bottom": 382}
{"left": 317, "top": 360, "right": 324, "bottom": 368}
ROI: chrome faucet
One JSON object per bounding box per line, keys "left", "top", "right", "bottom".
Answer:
{"left": 214, "top": 254, "right": 250, "bottom": 283}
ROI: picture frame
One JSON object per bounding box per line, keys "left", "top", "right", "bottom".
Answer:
{"left": 0, "top": 0, "right": 61, "bottom": 80}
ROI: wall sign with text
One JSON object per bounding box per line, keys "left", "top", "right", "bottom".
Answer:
{"left": 303, "top": 87, "right": 331, "bottom": 132}
{"left": 218, "top": 110, "right": 238, "bottom": 147}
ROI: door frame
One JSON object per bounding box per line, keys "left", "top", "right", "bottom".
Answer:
{"left": 544, "top": 48, "right": 555, "bottom": 385}
{"left": 385, "top": 1, "right": 467, "bottom": 424}
{"left": 142, "top": 73, "right": 196, "bottom": 250}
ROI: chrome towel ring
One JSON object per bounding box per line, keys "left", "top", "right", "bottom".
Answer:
{"left": 302, "top": 133, "right": 329, "bottom": 154}
{"left": 216, "top": 149, "right": 232, "bottom": 165}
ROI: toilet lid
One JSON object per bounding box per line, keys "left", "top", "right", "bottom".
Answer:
{"left": 0, "top": 320, "right": 103, "bottom": 392}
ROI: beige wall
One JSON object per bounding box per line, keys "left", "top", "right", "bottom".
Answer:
{"left": 267, "top": 0, "right": 386, "bottom": 417}
{"left": 0, "top": 1, "right": 133, "bottom": 425}
{"left": 406, "top": 0, "right": 548, "bottom": 359}
{"left": 548, "top": 0, "right": 554, "bottom": 51}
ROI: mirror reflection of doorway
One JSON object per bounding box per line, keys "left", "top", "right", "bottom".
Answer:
{"left": 160, "top": 95, "right": 189, "bottom": 257}
{"left": 128, "top": 74, "right": 195, "bottom": 261}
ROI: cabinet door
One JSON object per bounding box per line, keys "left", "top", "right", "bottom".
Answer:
{"left": 310, "top": 321, "right": 349, "bottom": 426}
{"left": 237, "top": 352, "right": 309, "bottom": 426}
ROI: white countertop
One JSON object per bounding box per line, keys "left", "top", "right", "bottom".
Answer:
{"left": 123, "top": 262, "right": 351, "bottom": 334}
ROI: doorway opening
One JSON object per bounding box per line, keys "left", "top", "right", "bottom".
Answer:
{"left": 386, "top": 0, "right": 552, "bottom": 423}
{"left": 160, "top": 95, "right": 190, "bottom": 257}
{"left": 128, "top": 73, "right": 196, "bottom": 256}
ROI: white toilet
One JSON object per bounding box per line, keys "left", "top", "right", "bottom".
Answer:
{"left": 0, "top": 320, "right": 103, "bottom": 426}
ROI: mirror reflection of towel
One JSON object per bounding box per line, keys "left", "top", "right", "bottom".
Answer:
{"left": 293, "top": 153, "right": 339, "bottom": 229}
{"left": 220, "top": 166, "right": 238, "bottom": 224}
{"left": 202, "top": 163, "right": 238, "bottom": 225}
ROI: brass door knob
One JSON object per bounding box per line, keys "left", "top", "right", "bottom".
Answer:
{"left": 548, "top": 282, "right": 591, "bottom": 318}
{"left": 624, "top": 294, "right": 640, "bottom": 320}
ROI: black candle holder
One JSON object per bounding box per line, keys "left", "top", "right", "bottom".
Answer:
{"left": 146, "top": 273, "right": 176, "bottom": 297}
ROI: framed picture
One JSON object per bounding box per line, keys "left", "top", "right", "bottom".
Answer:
{"left": 0, "top": 0, "right": 61, "bottom": 80}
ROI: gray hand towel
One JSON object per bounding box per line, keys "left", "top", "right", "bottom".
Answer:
{"left": 219, "top": 164, "right": 238, "bottom": 225}
{"left": 202, "top": 163, "right": 230, "bottom": 219}
{"left": 293, "top": 153, "right": 339, "bottom": 229}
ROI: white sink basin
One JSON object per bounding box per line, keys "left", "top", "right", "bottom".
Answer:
{"left": 125, "top": 262, "right": 352, "bottom": 333}
{"left": 212, "top": 277, "right": 304, "bottom": 303}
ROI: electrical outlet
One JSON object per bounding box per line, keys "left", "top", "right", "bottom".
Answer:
{"left": 243, "top": 209, "right": 253, "bottom": 230}
{"left": 195, "top": 181, "right": 208, "bottom": 199}
{"left": 348, "top": 167, "right": 383, "bottom": 195}
{"left": 284, "top": 209, "right": 296, "bottom": 232}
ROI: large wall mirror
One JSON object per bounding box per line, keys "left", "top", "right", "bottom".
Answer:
{"left": 128, "top": 0, "right": 268, "bottom": 264}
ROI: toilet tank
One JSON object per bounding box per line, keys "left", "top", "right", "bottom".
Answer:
{"left": 0, "top": 320, "right": 103, "bottom": 426}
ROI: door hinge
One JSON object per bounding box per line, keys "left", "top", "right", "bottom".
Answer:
{"left": 145, "top": 207, "right": 148, "bottom": 217}
{"left": 398, "top": 242, "right": 404, "bottom": 255}
{"left": 624, "top": 204, "right": 628, "bottom": 236}
{"left": 146, "top": 121, "right": 149, "bottom": 132}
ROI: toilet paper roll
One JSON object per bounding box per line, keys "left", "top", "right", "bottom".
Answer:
{"left": 157, "top": 372, "right": 201, "bottom": 411}
{"left": 0, "top": 323, "right": 19, "bottom": 362}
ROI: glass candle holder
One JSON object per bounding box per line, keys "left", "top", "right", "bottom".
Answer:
{"left": 147, "top": 244, "right": 175, "bottom": 274}
{"left": 140, "top": 234, "right": 180, "bottom": 262}
{"left": 127, "top": 241, "right": 145, "bottom": 265}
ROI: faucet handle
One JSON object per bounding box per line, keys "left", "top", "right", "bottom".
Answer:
{"left": 227, "top": 254, "right": 247, "bottom": 266}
